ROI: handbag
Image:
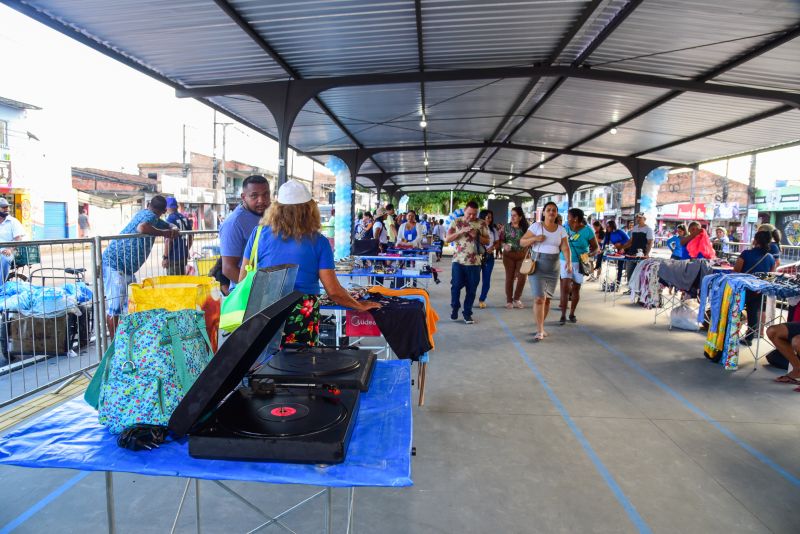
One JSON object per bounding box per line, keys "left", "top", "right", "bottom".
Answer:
{"left": 91, "top": 308, "right": 214, "bottom": 434}
{"left": 578, "top": 252, "right": 594, "bottom": 276}
{"left": 219, "top": 225, "right": 263, "bottom": 332}
{"left": 520, "top": 223, "right": 542, "bottom": 275}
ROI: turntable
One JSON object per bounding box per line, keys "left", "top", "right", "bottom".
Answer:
{"left": 169, "top": 291, "right": 368, "bottom": 464}
{"left": 252, "top": 346, "right": 377, "bottom": 391}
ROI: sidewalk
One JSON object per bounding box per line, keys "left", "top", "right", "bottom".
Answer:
{"left": 1, "top": 258, "right": 799, "bottom": 532}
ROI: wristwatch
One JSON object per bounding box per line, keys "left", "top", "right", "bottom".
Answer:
{"left": 162, "top": 255, "right": 168, "bottom": 260}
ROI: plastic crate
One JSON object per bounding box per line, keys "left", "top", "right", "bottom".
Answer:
{"left": 195, "top": 255, "right": 219, "bottom": 276}
{"left": 13, "top": 245, "right": 40, "bottom": 267}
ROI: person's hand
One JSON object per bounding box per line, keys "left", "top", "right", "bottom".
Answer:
{"left": 161, "top": 258, "right": 169, "bottom": 268}
{"left": 566, "top": 262, "right": 573, "bottom": 274}
{"left": 358, "top": 301, "right": 381, "bottom": 312}
{"left": 164, "top": 228, "right": 180, "bottom": 239}
{"left": 0, "top": 248, "right": 11, "bottom": 257}
{"left": 503, "top": 243, "right": 511, "bottom": 252}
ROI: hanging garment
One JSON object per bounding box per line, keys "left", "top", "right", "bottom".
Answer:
{"left": 365, "top": 294, "right": 432, "bottom": 361}
{"left": 367, "top": 285, "right": 439, "bottom": 349}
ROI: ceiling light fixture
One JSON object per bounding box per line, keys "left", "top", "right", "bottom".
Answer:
{"left": 426, "top": 185, "right": 430, "bottom": 190}
{"left": 540, "top": 153, "right": 545, "bottom": 162}
{"left": 609, "top": 127, "right": 618, "bottom": 135}
{"left": 420, "top": 116, "right": 427, "bottom": 128}
{"left": 424, "top": 157, "right": 429, "bottom": 166}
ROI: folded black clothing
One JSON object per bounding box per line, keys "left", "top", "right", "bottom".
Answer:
{"left": 366, "top": 294, "right": 432, "bottom": 361}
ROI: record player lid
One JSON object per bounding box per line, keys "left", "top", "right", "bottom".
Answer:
{"left": 168, "top": 291, "right": 303, "bottom": 438}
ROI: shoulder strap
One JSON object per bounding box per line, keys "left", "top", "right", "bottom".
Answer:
{"left": 744, "top": 251, "right": 770, "bottom": 274}
{"left": 246, "top": 225, "right": 263, "bottom": 272}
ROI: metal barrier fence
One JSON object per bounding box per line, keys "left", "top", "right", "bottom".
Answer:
{"left": 0, "top": 230, "right": 219, "bottom": 408}
{"left": 653, "top": 238, "right": 800, "bottom": 262}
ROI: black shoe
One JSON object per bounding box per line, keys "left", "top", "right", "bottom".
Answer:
{"left": 569, "top": 314, "right": 577, "bottom": 323}
{"left": 559, "top": 316, "right": 566, "bottom": 325}
{"left": 451, "top": 309, "right": 459, "bottom": 321}
{"left": 464, "top": 316, "right": 475, "bottom": 325}
{"left": 739, "top": 338, "right": 752, "bottom": 347}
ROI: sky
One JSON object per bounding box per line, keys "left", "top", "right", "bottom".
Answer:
{"left": 0, "top": 4, "right": 796, "bottom": 189}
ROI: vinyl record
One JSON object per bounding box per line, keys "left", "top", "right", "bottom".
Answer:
{"left": 216, "top": 389, "right": 348, "bottom": 438}
{"left": 268, "top": 350, "right": 361, "bottom": 376}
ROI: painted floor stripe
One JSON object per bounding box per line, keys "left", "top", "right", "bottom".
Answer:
{"left": 0, "top": 471, "right": 90, "bottom": 534}
{"left": 491, "top": 310, "right": 652, "bottom": 534}
{"left": 580, "top": 325, "right": 800, "bottom": 489}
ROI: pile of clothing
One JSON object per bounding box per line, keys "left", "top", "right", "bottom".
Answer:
{"left": 628, "top": 259, "right": 662, "bottom": 308}
{"left": 699, "top": 273, "right": 800, "bottom": 370}
{"left": 0, "top": 281, "right": 93, "bottom": 317}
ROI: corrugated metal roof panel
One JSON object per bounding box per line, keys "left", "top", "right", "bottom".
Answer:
{"left": 716, "top": 39, "right": 800, "bottom": 92}
{"left": 230, "top": 0, "right": 419, "bottom": 77}
{"left": 289, "top": 100, "right": 358, "bottom": 150}
{"left": 372, "top": 148, "right": 481, "bottom": 173}
{"left": 32, "top": 0, "right": 288, "bottom": 86}
{"left": 587, "top": 0, "right": 800, "bottom": 81}
{"left": 421, "top": 0, "right": 592, "bottom": 70}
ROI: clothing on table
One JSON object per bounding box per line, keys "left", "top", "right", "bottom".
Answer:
{"left": 739, "top": 248, "right": 775, "bottom": 274}
{"left": 502, "top": 223, "right": 527, "bottom": 252}
{"left": 451, "top": 262, "right": 480, "bottom": 319}
{"left": 528, "top": 252, "right": 559, "bottom": 298}
{"left": 242, "top": 226, "right": 334, "bottom": 295}
{"left": 657, "top": 259, "right": 714, "bottom": 297}
{"left": 367, "top": 285, "right": 439, "bottom": 349}
{"left": 366, "top": 294, "right": 432, "bottom": 361}
{"left": 448, "top": 217, "right": 489, "bottom": 266}
{"left": 101, "top": 209, "right": 170, "bottom": 275}
{"left": 527, "top": 222, "right": 567, "bottom": 255}
{"left": 502, "top": 250, "right": 528, "bottom": 303}
{"left": 281, "top": 294, "right": 321, "bottom": 346}
{"left": 628, "top": 258, "right": 661, "bottom": 308}
{"left": 219, "top": 204, "right": 261, "bottom": 260}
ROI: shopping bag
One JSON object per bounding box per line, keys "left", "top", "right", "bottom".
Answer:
{"left": 220, "top": 226, "right": 263, "bottom": 333}
{"left": 129, "top": 275, "right": 221, "bottom": 352}
{"left": 345, "top": 310, "right": 381, "bottom": 337}
{"left": 96, "top": 309, "right": 214, "bottom": 434}
{"left": 84, "top": 340, "right": 114, "bottom": 409}
{"left": 670, "top": 303, "right": 700, "bottom": 331}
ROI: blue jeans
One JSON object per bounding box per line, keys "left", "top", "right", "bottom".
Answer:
{"left": 479, "top": 256, "right": 494, "bottom": 302}
{"left": 451, "top": 262, "right": 481, "bottom": 319}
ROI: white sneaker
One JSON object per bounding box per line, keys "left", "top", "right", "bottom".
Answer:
{"left": 513, "top": 300, "right": 524, "bottom": 309}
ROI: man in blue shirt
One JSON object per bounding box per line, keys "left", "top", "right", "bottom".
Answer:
{"left": 603, "top": 220, "right": 629, "bottom": 286}
{"left": 101, "top": 195, "right": 177, "bottom": 338}
{"left": 220, "top": 175, "right": 270, "bottom": 285}
{"left": 163, "top": 198, "right": 193, "bottom": 275}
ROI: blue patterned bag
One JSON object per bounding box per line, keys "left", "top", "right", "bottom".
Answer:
{"left": 96, "top": 309, "right": 214, "bottom": 434}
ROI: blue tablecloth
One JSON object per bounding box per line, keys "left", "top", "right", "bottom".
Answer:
{"left": 0, "top": 361, "right": 413, "bottom": 488}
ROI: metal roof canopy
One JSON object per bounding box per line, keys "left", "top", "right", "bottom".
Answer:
{"left": 7, "top": 0, "right": 800, "bottom": 210}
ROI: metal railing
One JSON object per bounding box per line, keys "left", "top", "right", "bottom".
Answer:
{"left": 0, "top": 230, "right": 219, "bottom": 408}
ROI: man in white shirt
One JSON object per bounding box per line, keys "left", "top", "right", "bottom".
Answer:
{"left": 0, "top": 197, "right": 26, "bottom": 282}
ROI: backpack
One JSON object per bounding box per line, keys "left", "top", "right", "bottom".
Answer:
{"left": 89, "top": 309, "right": 214, "bottom": 434}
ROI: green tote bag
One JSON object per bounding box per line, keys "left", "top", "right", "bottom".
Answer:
{"left": 219, "top": 225, "right": 263, "bottom": 332}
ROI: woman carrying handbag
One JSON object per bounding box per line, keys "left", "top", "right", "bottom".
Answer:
{"left": 500, "top": 206, "right": 530, "bottom": 308}
{"left": 520, "top": 201, "right": 571, "bottom": 342}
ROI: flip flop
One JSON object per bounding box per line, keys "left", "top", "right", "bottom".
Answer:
{"left": 532, "top": 332, "right": 545, "bottom": 342}
{"left": 775, "top": 375, "right": 800, "bottom": 385}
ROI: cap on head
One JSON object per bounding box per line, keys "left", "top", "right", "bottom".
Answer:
{"left": 375, "top": 207, "right": 387, "bottom": 217}
{"left": 0, "top": 198, "right": 9, "bottom": 208}
{"left": 277, "top": 180, "right": 312, "bottom": 205}
{"left": 166, "top": 197, "right": 178, "bottom": 209}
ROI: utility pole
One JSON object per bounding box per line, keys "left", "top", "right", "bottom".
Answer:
{"left": 182, "top": 124, "right": 188, "bottom": 177}
{"left": 212, "top": 114, "right": 233, "bottom": 190}
{"left": 747, "top": 153, "right": 758, "bottom": 241}
{"left": 212, "top": 111, "right": 218, "bottom": 189}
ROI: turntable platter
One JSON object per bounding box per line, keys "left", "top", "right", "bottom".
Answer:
{"left": 267, "top": 352, "right": 361, "bottom": 376}
{"left": 216, "top": 389, "right": 348, "bottom": 438}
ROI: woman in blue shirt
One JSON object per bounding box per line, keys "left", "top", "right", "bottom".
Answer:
{"left": 666, "top": 224, "right": 690, "bottom": 260}
{"left": 734, "top": 230, "right": 776, "bottom": 346}
{"left": 241, "top": 180, "right": 380, "bottom": 346}
{"left": 559, "top": 208, "right": 598, "bottom": 325}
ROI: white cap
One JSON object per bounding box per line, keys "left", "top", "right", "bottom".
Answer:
{"left": 277, "top": 180, "right": 312, "bottom": 205}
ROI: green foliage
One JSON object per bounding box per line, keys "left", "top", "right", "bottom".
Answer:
{"left": 406, "top": 192, "right": 488, "bottom": 214}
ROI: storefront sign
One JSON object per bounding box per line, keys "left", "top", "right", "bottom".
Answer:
{"left": 746, "top": 208, "right": 758, "bottom": 223}
{"left": 594, "top": 197, "right": 605, "bottom": 214}
{"left": 676, "top": 203, "right": 708, "bottom": 220}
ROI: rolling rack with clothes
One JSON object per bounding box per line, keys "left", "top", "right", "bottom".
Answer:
{"left": 652, "top": 259, "right": 715, "bottom": 328}
{"left": 600, "top": 255, "right": 645, "bottom": 306}
{"left": 627, "top": 258, "right": 662, "bottom": 309}
{"left": 699, "top": 272, "right": 800, "bottom": 371}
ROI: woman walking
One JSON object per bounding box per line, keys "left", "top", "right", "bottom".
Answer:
{"left": 501, "top": 206, "right": 529, "bottom": 309}
{"left": 558, "top": 208, "right": 598, "bottom": 325}
{"left": 520, "top": 202, "right": 571, "bottom": 341}
{"left": 477, "top": 210, "right": 500, "bottom": 308}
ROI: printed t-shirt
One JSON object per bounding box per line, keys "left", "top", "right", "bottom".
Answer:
{"left": 448, "top": 217, "right": 489, "bottom": 266}
{"left": 102, "top": 209, "right": 169, "bottom": 273}
{"left": 562, "top": 224, "right": 595, "bottom": 262}
{"left": 243, "top": 226, "right": 335, "bottom": 295}
{"left": 502, "top": 223, "right": 527, "bottom": 252}
{"left": 527, "top": 222, "right": 567, "bottom": 255}
{"left": 739, "top": 248, "right": 775, "bottom": 274}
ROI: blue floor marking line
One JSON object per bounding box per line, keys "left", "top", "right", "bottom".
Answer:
{"left": 580, "top": 325, "right": 800, "bottom": 489}
{"left": 0, "top": 471, "right": 90, "bottom": 534}
{"left": 490, "top": 311, "right": 652, "bottom": 534}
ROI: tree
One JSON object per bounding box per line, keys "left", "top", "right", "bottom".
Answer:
{"left": 406, "top": 192, "right": 488, "bottom": 215}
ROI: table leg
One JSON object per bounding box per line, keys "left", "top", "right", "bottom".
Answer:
{"left": 325, "top": 487, "right": 333, "bottom": 534}
{"left": 170, "top": 479, "right": 192, "bottom": 534}
{"left": 105, "top": 472, "right": 116, "bottom": 534}
{"left": 195, "top": 478, "right": 202, "bottom": 534}
{"left": 418, "top": 362, "right": 427, "bottom": 407}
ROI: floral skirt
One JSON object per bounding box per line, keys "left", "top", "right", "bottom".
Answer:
{"left": 281, "top": 294, "right": 321, "bottom": 346}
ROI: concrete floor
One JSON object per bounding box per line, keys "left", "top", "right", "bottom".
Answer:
{"left": 2, "top": 257, "right": 800, "bottom": 533}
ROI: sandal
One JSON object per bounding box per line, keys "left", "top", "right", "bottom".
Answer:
{"left": 505, "top": 302, "right": 513, "bottom": 309}
{"left": 532, "top": 332, "right": 545, "bottom": 342}
{"left": 775, "top": 375, "right": 800, "bottom": 385}
{"left": 569, "top": 314, "right": 577, "bottom": 323}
